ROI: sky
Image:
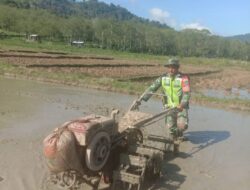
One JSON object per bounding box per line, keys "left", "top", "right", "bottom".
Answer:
{"left": 100, "top": 0, "right": 250, "bottom": 36}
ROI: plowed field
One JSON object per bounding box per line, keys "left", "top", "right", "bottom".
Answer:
{"left": 0, "top": 50, "right": 250, "bottom": 92}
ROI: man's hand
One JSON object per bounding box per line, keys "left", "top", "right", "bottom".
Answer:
{"left": 177, "top": 104, "right": 183, "bottom": 112}
{"left": 133, "top": 100, "right": 141, "bottom": 110}
{"left": 129, "top": 99, "right": 141, "bottom": 111}
{"left": 135, "top": 100, "right": 141, "bottom": 107}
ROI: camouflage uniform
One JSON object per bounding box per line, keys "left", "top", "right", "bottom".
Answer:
{"left": 142, "top": 72, "right": 191, "bottom": 138}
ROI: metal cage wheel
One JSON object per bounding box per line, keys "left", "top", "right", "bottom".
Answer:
{"left": 61, "top": 170, "right": 77, "bottom": 189}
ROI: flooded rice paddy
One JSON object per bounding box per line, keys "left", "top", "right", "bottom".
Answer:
{"left": 0, "top": 77, "right": 250, "bottom": 190}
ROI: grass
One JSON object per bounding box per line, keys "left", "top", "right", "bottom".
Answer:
{"left": 182, "top": 57, "right": 250, "bottom": 70}
{"left": 0, "top": 61, "right": 19, "bottom": 74}
{"left": 0, "top": 60, "right": 143, "bottom": 91}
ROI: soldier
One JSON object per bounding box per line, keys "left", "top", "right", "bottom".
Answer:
{"left": 142, "top": 58, "right": 191, "bottom": 141}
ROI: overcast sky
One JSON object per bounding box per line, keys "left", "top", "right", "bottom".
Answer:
{"left": 100, "top": 0, "right": 250, "bottom": 36}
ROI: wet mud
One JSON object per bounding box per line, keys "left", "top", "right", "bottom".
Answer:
{"left": 0, "top": 77, "right": 250, "bottom": 190}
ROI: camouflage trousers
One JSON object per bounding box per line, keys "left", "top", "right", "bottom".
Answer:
{"left": 165, "top": 109, "right": 189, "bottom": 138}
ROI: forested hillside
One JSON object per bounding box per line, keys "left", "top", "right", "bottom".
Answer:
{"left": 227, "top": 33, "right": 250, "bottom": 43}
{"left": 0, "top": 0, "right": 250, "bottom": 60}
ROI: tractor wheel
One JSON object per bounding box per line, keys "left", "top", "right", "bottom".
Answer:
{"left": 85, "top": 131, "right": 111, "bottom": 172}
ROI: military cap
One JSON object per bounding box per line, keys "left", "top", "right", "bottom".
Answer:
{"left": 164, "top": 58, "right": 180, "bottom": 67}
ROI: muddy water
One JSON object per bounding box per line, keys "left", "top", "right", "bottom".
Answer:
{"left": 0, "top": 77, "right": 250, "bottom": 190}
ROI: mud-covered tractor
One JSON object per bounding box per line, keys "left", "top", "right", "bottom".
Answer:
{"left": 43, "top": 94, "right": 179, "bottom": 190}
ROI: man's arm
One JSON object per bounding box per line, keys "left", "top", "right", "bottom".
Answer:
{"left": 180, "top": 75, "right": 191, "bottom": 109}
{"left": 142, "top": 77, "right": 162, "bottom": 102}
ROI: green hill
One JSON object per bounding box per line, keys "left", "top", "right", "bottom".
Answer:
{"left": 0, "top": 0, "right": 170, "bottom": 29}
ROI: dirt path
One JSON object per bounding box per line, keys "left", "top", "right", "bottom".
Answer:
{"left": 0, "top": 77, "right": 250, "bottom": 190}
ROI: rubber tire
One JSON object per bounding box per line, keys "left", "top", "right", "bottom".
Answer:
{"left": 85, "top": 131, "right": 111, "bottom": 172}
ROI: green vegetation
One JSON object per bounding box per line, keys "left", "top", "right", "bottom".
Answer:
{"left": 0, "top": 0, "right": 250, "bottom": 61}
{"left": 227, "top": 33, "right": 250, "bottom": 43}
